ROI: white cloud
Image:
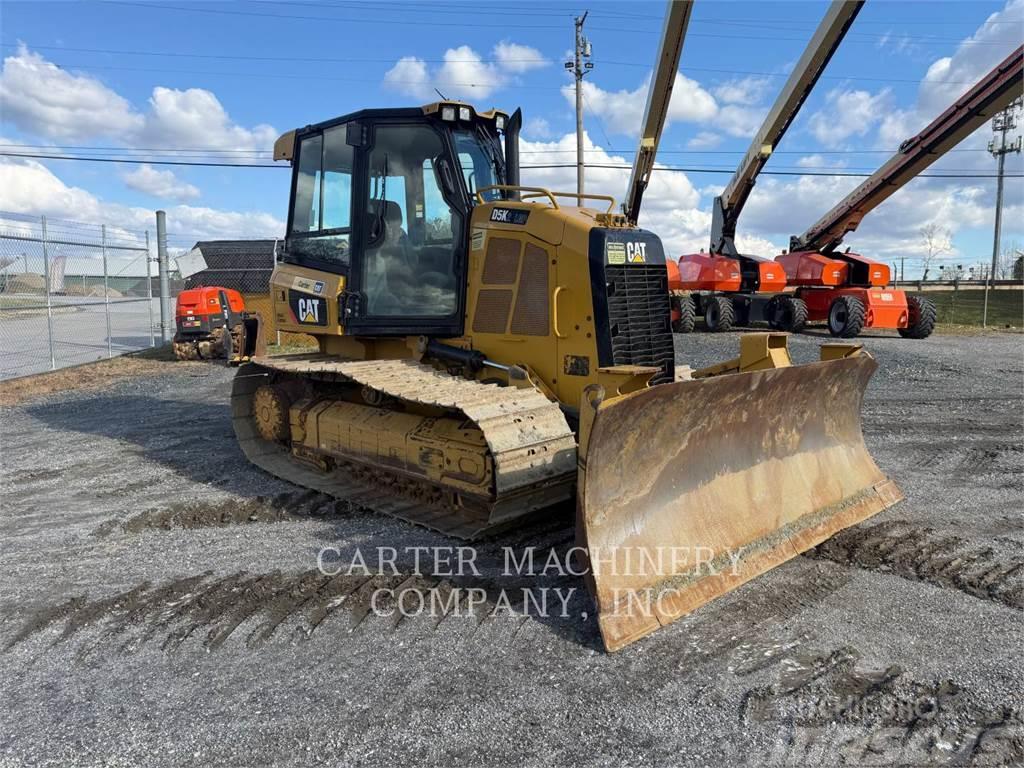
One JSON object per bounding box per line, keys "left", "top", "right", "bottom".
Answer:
{"left": 686, "top": 131, "right": 722, "bottom": 150}
{"left": 523, "top": 117, "right": 553, "bottom": 139}
{"left": 383, "top": 57, "right": 432, "bottom": 100}
{"left": 121, "top": 164, "right": 200, "bottom": 202}
{"left": 807, "top": 88, "right": 892, "bottom": 147}
{"left": 140, "top": 87, "right": 277, "bottom": 152}
{"left": 0, "top": 46, "right": 277, "bottom": 156}
{"left": 918, "top": 0, "right": 1023, "bottom": 116}
{"left": 795, "top": 154, "right": 847, "bottom": 169}
{"left": 384, "top": 41, "right": 548, "bottom": 100}
{"left": 0, "top": 155, "right": 284, "bottom": 242}
{"left": 714, "top": 76, "right": 771, "bottom": 106}
{"left": 0, "top": 45, "right": 144, "bottom": 141}
{"left": 492, "top": 41, "right": 549, "bottom": 74}
{"left": 436, "top": 45, "right": 502, "bottom": 99}
{"left": 876, "top": 30, "right": 919, "bottom": 57}
{"left": 718, "top": 104, "right": 769, "bottom": 138}
{"left": 734, "top": 166, "right": 1016, "bottom": 263}
{"left": 519, "top": 131, "right": 714, "bottom": 254}
{"left": 563, "top": 73, "right": 717, "bottom": 136}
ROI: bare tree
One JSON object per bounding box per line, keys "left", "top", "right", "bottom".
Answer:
{"left": 997, "top": 239, "right": 1021, "bottom": 279}
{"left": 919, "top": 223, "right": 952, "bottom": 280}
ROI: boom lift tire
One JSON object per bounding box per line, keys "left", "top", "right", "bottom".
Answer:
{"left": 671, "top": 294, "right": 696, "bottom": 333}
{"left": 767, "top": 295, "right": 808, "bottom": 332}
{"left": 899, "top": 295, "right": 937, "bottom": 339}
{"left": 828, "top": 295, "right": 866, "bottom": 338}
{"left": 704, "top": 296, "right": 735, "bottom": 332}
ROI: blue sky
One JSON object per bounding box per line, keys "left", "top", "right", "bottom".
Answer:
{"left": 1, "top": 0, "right": 1021, "bottom": 275}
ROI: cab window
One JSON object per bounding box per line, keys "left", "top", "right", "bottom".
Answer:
{"left": 452, "top": 129, "right": 503, "bottom": 202}
{"left": 289, "top": 125, "right": 353, "bottom": 269}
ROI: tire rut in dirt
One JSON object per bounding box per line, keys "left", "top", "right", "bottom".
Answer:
{"left": 6, "top": 567, "right": 590, "bottom": 654}
{"left": 93, "top": 490, "right": 353, "bottom": 536}
{"left": 807, "top": 520, "right": 1024, "bottom": 609}
{"left": 738, "top": 644, "right": 1022, "bottom": 765}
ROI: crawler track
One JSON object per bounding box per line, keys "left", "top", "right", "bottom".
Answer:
{"left": 232, "top": 355, "right": 577, "bottom": 539}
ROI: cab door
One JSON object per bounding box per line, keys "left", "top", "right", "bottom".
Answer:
{"left": 344, "top": 120, "right": 468, "bottom": 337}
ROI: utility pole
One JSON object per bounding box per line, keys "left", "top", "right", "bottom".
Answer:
{"left": 567, "top": 11, "right": 592, "bottom": 196}
{"left": 983, "top": 98, "right": 1021, "bottom": 327}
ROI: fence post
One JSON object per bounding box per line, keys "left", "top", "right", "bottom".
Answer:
{"left": 156, "top": 210, "right": 171, "bottom": 342}
{"left": 41, "top": 215, "right": 56, "bottom": 371}
{"left": 102, "top": 224, "right": 112, "bottom": 358}
{"left": 145, "top": 230, "right": 155, "bottom": 347}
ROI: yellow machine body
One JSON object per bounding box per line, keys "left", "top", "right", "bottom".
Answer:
{"left": 233, "top": 101, "right": 902, "bottom": 652}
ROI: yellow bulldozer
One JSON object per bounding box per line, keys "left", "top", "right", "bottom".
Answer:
{"left": 232, "top": 1, "right": 902, "bottom": 651}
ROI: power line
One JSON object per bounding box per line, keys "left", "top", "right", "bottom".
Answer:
{"left": 2, "top": 43, "right": 997, "bottom": 89}
{"left": 0, "top": 42, "right": 552, "bottom": 66}
{"left": 4, "top": 143, "right": 1006, "bottom": 159}
{"left": 20, "top": 59, "right": 566, "bottom": 90}
{"left": 0, "top": 144, "right": 274, "bottom": 155}
{"left": 99, "top": 2, "right": 1023, "bottom": 45}
{"left": 4, "top": 151, "right": 1020, "bottom": 178}
{"left": 0, "top": 152, "right": 281, "bottom": 168}
{"left": 523, "top": 163, "right": 1022, "bottom": 178}
{"left": 103, "top": 1, "right": 571, "bottom": 29}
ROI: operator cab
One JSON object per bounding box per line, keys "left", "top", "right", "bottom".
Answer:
{"left": 276, "top": 102, "right": 516, "bottom": 336}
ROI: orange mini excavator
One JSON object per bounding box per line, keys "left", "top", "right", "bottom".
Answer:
{"left": 173, "top": 285, "right": 261, "bottom": 362}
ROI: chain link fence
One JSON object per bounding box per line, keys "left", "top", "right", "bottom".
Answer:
{"left": 0, "top": 212, "right": 163, "bottom": 381}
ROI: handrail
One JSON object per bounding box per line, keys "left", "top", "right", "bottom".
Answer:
{"left": 527, "top": 191, "right": 617, "bottom": 214}
{"left": 475, "top": 185, "right": 617, "bottom": 213}
{"left": 476, "top": 185, "right": 559, "bottom": 209}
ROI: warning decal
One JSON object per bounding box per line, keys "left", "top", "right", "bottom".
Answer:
{"left": 606, "top": 242, "right": 626, "bottom": 265}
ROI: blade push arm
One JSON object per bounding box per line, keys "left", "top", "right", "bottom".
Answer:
{"left": 623, "top": 0, "right": 694, "bottom": 225}
{"left": 791, "top": 45, "right": 1024, "bottom": 254}
{"left": 710, "top": 0, "right": 864, "bottom": 255}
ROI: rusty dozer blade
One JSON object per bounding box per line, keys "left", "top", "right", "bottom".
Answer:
{"left": 577, "top": 352, "right": 902, "bottom": 652}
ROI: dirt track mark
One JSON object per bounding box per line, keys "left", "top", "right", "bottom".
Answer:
{"left": 6, "top": 566, "right": 588, "bottom": 654}
{"left": 808, "top": 520, "right": 1024, "bottom": 610}
{"left": 94, "top": 490, "right": 351, "bottom": 536}
{"left": 739, "top": 645, "right": 1023, "bottom": 766}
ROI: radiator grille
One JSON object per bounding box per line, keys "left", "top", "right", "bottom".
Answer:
{"left": 473, "top": 289, "right": 513, "bottom": 334}
{"left": 510, "top": 244, "right": 550, "bottom": 337}
{"left": 482, "top": 238, "right": 521, "bottom": 284}
{"left": 603, "top": 265, "right": 674, "bottom": 385}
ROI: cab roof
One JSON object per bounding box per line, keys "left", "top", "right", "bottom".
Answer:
{"left": 273, "top": 101, "right": 509, "bottom": 161}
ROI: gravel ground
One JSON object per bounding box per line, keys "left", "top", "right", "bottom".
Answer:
{"left": 0, "top": 330, "right": 1021, "bottom": 767}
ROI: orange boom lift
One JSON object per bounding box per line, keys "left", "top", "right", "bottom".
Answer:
{"left": 780, "top": 45, "right": 1023, "bottom": 338}
{"left": 669, "top": 0, "right": 863, "bottom": 333}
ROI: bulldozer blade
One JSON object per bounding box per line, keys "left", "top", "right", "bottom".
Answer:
{"left": 577, "top": 354, "right": 901, "bottom": 652}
